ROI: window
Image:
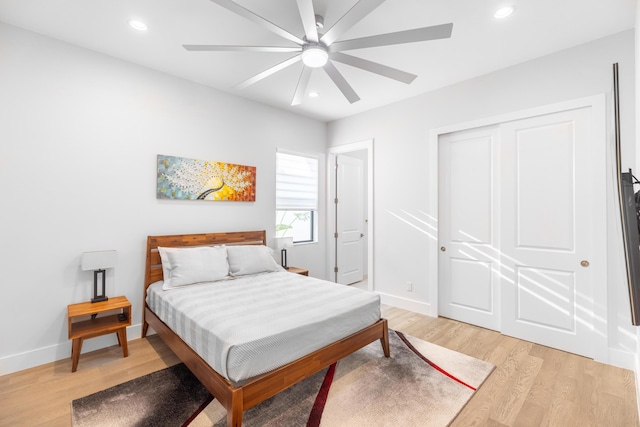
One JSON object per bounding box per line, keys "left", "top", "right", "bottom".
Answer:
{"left": 276, "top": 151, "right": 318, "bottom": 243}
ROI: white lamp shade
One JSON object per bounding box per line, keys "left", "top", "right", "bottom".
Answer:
{"left": 274, "top": 237, "right": 294, "bottom": 250}
{"left": 81, "top": 250, "right": 117, "bottom": 271}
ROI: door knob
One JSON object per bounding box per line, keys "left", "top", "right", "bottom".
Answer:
{"left": 440, "top": 246, "right": 446, "bottom": 252}
{"left": 580, "top": 260, "right": 589, "bottom": 267}
{"left": 360, "top": 233, "right": 365, "bottom": 238}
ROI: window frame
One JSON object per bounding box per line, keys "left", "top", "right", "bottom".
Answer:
{"left": 275, "top": 150, "right": 319, "bottom": 244}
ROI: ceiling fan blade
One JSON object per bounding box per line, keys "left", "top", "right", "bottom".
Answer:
{"left": 183, "top": 45, "right": 302, "bottom": 53}
{"left": 323, "top": 61, "right": 360, "bottom": 104}
{"left": 291, "top": 67, "right": 312, "bottom": 106}
{"left": 295, "top": 0, "right": 319, "bottom": 43}
{"left": 209, "top": 0, "right": 304, "bottom": 46}
{"left": 330, "top": 23, "right": 453, "bottom": 52}
{"left": 234, "top": 55, "right": 302, "bottom": 90}
{"left": 330, "top": 52, "right": 416, "bottom": 84}
{"left": 320, "top": 0, "right": 386, "bottom": 46}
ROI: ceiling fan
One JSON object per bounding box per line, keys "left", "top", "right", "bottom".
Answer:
{"left": 183, "top": 0, "right": 453, "bottom": 105}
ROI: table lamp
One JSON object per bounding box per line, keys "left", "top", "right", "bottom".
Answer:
{"left": 81, "top": 250, "right": 116, "bottom": 303}
{"left": 275, "top": 237, "right": 293, "bottom": 269}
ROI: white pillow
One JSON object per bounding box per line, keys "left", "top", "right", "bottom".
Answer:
{"left": 158, "top": 245, "right": 229, "bottom": 290}
{"left": 226, "top": 245, "right": 282, "bottom": 276}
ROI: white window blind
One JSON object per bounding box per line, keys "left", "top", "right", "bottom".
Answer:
{"left": 276, "top": 152, "right": 318, "bottom": 211}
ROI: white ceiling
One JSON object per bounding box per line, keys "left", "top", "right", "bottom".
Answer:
{"left": 0, "top": 0, "right": 635, "bottom": 122}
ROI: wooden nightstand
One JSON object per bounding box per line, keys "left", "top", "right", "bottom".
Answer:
{"left": 67, "top": 296, "right": 131, "bottom": 372}
{"left": 287, "top": 266, "right": 309, "bottom": 276}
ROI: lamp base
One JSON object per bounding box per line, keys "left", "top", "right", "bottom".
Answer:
{"left": 92, "top": 269, "right": 109, "bottom": 303}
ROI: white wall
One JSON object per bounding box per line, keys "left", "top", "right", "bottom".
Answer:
{"left": 0, "top": 22, "right": 327, "bottom": 374}
{"left": 328, "top": 30, "right": 637, "bottom": 368}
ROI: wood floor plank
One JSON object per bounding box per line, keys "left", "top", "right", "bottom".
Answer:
{"left": 1, "top": 308, "right": 638, "bottom": 426}
{"left": 513, "top": 401, "right": 546, "bottom": 427}
{"left": 490, "top": 354, "right": 544, "bottom": 425}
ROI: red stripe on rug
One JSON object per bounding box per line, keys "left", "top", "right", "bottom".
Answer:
{"left": 395, "top": 331, "right": 476, "bottom": 391}
{"left": 182, "top": 394, "right": 215, "bottom": 427}
{"left": 306, "top": 363, "right": 337, "bottom": 427}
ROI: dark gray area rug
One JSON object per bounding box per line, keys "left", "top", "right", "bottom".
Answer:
{"left": 71, "top": 363, "right": 210, "bottom": 427}
{"left": 72, "top": 331, "right": 495, "bottom": 427}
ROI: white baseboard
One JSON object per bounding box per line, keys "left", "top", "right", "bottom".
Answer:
{"left": 0, "top": 323, "right": 142, "bottom": 376}
{"left": 635, "top": 352, "right": 640, "bottom": 421}
{"left": 378, "top": 292, "right": 433, "bottom": 316}
{"left": 607, "top": 347, "right": 637, "bottom": 371}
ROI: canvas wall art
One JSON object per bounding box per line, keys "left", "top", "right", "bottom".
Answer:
{"left": 157, "top": 154, "right": 256, "bottom": 201}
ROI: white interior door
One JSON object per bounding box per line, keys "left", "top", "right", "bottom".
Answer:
{"left": 438, "top": 106, "right": 602, "bottom": 358}
{"left": 336, "top": 154, "right": 364, "bottom": 285}
{"left": 438, "top": 126, "right": 501, "bottom": 331}
{"left": 499, "top": 108, "right": 595, "bottom": 357}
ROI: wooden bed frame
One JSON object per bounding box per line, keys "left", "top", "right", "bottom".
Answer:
{"left": 142, "top": 230, "right": 390, "bottom": 427}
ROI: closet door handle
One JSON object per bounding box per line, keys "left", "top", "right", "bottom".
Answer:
{"left": 580, "top": 260, "right": 589, "bottom": 267}
{"left": 440, "top": 246, "right": 446, "bottom": 252}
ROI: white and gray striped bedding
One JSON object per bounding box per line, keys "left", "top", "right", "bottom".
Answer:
{"left": 146, "top": 271, "right": 380, "bottom": 384}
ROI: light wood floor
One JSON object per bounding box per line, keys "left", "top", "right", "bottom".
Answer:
{"left": 1, "top": 306, "right": 638, "bottom": 426}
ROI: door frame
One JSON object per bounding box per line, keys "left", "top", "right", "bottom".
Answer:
{"left": 327, "top": 139, "right": 374, "bottom": 290}
{"left": 429, "top": 95, "right": 607, "bottom": 363}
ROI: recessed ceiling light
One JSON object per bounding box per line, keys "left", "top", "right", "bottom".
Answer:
{"left": 494, "top": 6, "right": 515, "bottom": 19}
{"left": 128, "top": 20, "right": 148, "bottom": 31}
{"left": 309, "top": 91, "right": 320, "bottom": 98}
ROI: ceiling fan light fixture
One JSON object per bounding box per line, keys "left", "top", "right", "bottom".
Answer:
{"left": 302, "top": 45, "right": 328, "bottom": 68}
{"left": 494, "top": 6, "right": 515, "bottom": 19}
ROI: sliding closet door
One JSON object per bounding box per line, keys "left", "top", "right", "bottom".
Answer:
{"left": 499, "top": 107, "right": 597, "bottom": 357}
{"left": 438, "top": 105, "right": 603, "bottom": 358}
{"left": 438, "top": 126, "right": 501, "bottom": 331}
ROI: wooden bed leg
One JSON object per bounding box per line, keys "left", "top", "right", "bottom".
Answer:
{"left": 380, "top": 319, "right": 390, "bottom": 357}
{"left": 228, "top": 389, "right": 243, "bottom": 427}
{"left": 141, "top": 321, "right": 149, "bottom": 338}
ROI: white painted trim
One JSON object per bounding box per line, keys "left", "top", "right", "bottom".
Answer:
{"left": 0, "top": 324, "right": 142, "bottom": 375}
{"left": 429, "top": 94, "right": 608, "bottom": 361}
{"left": 589, "top": 95, "right": 609, "bottom": 364}
{"left": 428, "top": 120, "right": 439, "bottom": 317}
{"left": 636, "top": 360, "right": 640, "bottom": 420}
{"left": 431, "top": 95, "right": 606, "bottom": 136}
{"left": 379, "top": 292, "right": 432, "bottom": 316}
{"left": 327, "top": 140, "right": 374, "bottom": 290}
{"left": 636, "top": 332, "right": 640, "bottom": 418}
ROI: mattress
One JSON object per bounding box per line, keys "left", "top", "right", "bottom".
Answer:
{"left": 146, "top": 271, "right": 381, "bottom": 384}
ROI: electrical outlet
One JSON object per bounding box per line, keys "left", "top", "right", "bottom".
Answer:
{"left": 406, "top": 281, "right": 413, "bottom": 292}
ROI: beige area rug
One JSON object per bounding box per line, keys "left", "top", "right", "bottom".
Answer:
{"left": 72, "top": 330, "right": 494, "bottom": 427}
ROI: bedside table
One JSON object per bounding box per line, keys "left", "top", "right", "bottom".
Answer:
{"left": 67, "top": 296, "right": 131, "bottom": 372}
{"left": 287, "top": 266, "right": 309, "bottom": 276}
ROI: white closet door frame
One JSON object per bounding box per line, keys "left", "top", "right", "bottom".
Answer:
{"left": 327, "top": 140, "right": 374, "bottom": 289}
{"left": 428, "top": 95, "right": 607, "bottom": 363}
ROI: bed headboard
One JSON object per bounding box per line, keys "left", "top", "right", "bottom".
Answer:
{"left": 144, "top": 230, "right": 267, "bottom": 289}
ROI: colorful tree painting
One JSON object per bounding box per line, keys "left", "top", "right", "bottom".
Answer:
{"left": 157, "top": 155, "right": 256, "bottom": 201}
